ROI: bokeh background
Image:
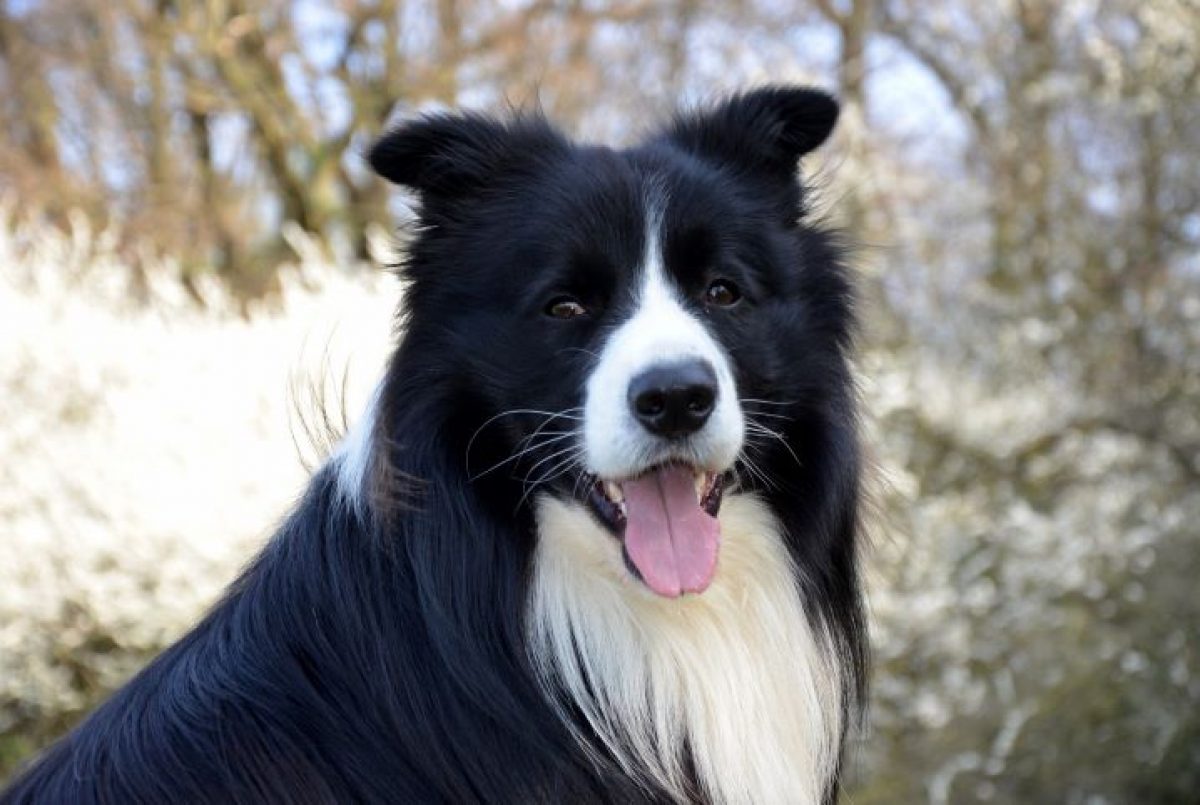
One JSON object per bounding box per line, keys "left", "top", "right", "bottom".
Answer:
{"left": 2, "top": 1, "right": 1198, "bottom": 801}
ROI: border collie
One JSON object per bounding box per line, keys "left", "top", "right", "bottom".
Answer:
{"left": 3, "top": 86, "right": 866, "bottom": 804}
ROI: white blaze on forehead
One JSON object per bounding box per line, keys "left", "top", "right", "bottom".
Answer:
{"left": 583, "top": 206, "right": 743, "bottom": 479}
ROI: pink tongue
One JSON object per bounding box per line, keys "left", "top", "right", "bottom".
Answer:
{"left": 621, "top": 466, "right": 720, "bottom": 598}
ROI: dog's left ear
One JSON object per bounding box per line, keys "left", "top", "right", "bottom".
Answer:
{"left": 662, "top": 86, "right": 839, "bottom": 179}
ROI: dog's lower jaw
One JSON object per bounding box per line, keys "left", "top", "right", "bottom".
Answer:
{"left": 527, "top": 491, "right": 845, "bottom": 805}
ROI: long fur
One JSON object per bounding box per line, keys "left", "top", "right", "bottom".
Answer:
{"left": 530, "top": 493, "right": 844, "bottom": 803}
{"left": 3, "top": 86, "right": 867, "bottom": 804}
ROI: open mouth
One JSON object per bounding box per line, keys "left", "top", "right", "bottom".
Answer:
{"left": 583, "top": 464, "right": 727, "bottom": 598}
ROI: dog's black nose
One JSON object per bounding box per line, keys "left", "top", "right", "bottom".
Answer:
{"left": 628, "top": 360, "right": 718, "bottom": 439}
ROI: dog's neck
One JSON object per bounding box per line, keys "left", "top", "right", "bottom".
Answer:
{"left": 528, "top": 492, "right": 845, "bottom": 804}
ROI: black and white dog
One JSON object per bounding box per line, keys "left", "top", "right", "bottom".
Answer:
{"left": 4, "top": 86, "right": 866, "bottom": 804}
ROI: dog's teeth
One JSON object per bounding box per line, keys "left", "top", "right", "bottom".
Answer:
{"left": 604, "top": 481, "right": 624, "bottom": 503}
{"left": 694, "top": 471, "right": 707, "bottom": 498}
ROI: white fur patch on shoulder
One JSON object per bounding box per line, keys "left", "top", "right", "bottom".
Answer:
{"left": 331, "top": 382, "right": 382, "bottom": 512}
{"left": 527, "top": 493, "right": 844, "bottom": 804}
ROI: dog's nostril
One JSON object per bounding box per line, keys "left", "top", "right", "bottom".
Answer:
{"left": 686, "top": 388, "right": 714, "bottom": 414}
{"left": 637, "top": 391, "right": 666, "bottom": 417}
{"left": 627, "top": 360, "right": 719, "bottom": 439}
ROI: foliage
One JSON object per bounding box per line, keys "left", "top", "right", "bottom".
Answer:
{"left": 0, "top": 204, "right": 394, "bottom": 777}
{"left": 0, "top": 0, "right": 704, "bottom": 293}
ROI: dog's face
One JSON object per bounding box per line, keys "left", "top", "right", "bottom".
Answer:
{"left": 370, "top": 88, "right": 852, "bottom": 598}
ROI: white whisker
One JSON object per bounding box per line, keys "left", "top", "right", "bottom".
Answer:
{"left": 465, "top": 406, "right": 583, "bottom": 476}
{"left": 739, "top": 397, "right": 796, "bottom": 407}
{"left": 469, "top": 431, "right": 576, "bottom": 481}
{"left": 518, "top": 449, "right": 585, "bottom": 511}
{"left": 742, "top": 409, "right": 793, "bottom": 422}
{"left": 744, "top": 420, "right": 804, "bottom": 471}
{"left": 520, "top": 443, "right": 584, "bottom": 490}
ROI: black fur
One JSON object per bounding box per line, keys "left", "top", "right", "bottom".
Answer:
{"left": 3, "top": 87, "right": 866, "bottom": 804}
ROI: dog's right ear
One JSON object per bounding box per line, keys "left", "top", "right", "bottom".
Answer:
{"left": 368, "top": 112, "right": 565, "bottom": 201}
{"left": 663, "top": 86, "right": 839, "bottom": 180}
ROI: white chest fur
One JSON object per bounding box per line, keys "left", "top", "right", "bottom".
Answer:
{"left": 528, "top": 492, "right": 844, "bottom": 805}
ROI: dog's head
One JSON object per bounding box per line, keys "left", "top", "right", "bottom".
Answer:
{"left": 369, "top": 87, "right": 852, "bottom": 598}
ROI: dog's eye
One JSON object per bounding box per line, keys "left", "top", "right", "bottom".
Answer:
{"left": 545, "top": 296, "right": 589, "bottom": 319}
{"left": 704, "top": 279, "right": 741, "bottom": 307}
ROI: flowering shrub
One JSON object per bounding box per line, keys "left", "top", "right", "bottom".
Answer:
{"left": 0, "top": 206, "right": 394, "bottom": 772}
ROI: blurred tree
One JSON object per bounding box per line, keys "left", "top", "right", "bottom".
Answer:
{"left": 0, "top": 0, "right": 685, "bottom": 297}
{"left": 850, "top": 1, "right": 1200, "bottom": 802}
